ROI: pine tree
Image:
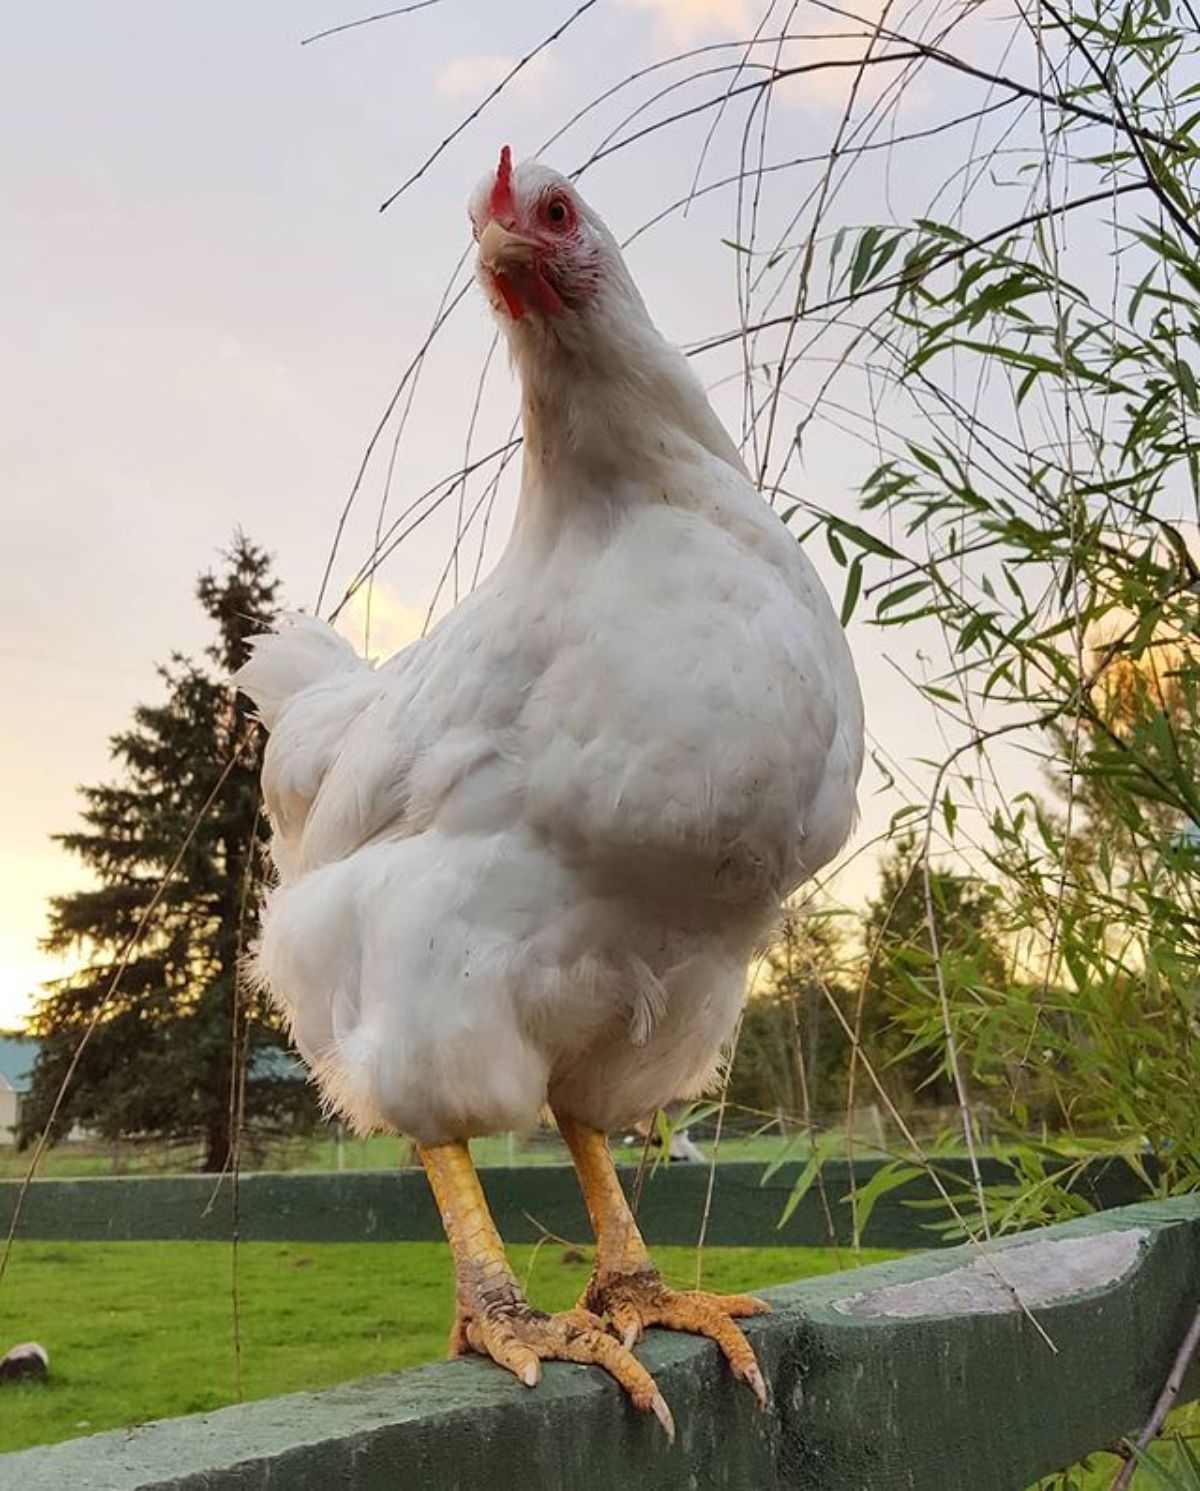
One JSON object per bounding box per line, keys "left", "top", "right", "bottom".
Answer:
{"left": 20, "top": 534, "right": 318, "bottom": 1170}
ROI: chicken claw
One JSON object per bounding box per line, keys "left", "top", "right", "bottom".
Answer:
{"left": 420, "top": 1140, "right": 674, "bottom": 1438}
{"left": 584, "top": 1268, "right": 771, "bottom": 1408}
{"left": 556, "top": 1116, "right": 771, "bottom": 1409}
{"left": 451, "top": 1297, "right": 675, "bottom": 1439}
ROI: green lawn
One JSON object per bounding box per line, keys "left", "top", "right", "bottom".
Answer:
{"left": 5, "top": 1116, "right": 1069, "bottom": 1180}
{"left": 3, "top": 1239, "right": 1195, "bottom": 1487}
{"left": 0, "top": 1129, "right": 871, "bottom": 1179}
{"left": 0, "top": 1239, "right": 898, "bottom": 1455}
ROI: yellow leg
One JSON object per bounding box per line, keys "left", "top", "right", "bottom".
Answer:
{"left": 556, "top": 1116, "right": 770, "bottom": 1407}
{"left": 418, "top": 1140, "right": 674, "bottom": 1437}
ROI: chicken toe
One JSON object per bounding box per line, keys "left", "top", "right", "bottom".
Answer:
{"left": 585, "top": 1268, "right": 770, "bottom": 1408}
{"left": 455, "top": 1298, "right": 673, "bottom": 1437}
{"left": 420, "top": 1139, "right": 674, "bottom": 1437}
{"left": 556, "top": 1114, "right": 771, "bottom": 1408}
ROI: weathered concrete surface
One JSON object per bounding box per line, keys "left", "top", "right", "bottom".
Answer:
{"left": 834, "top": 1228, "right": 1147, "bottom": 1318}
{"left": 3, "top": 1198, "right": 1197, "bottom": 1491}
{"left": 0, "top": 1153, "right": 1153, "bottom": 1251}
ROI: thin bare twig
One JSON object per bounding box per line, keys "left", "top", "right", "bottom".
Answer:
{"left": 689, "top": 181, "right": 1149, "bottom": 355}
{"left": 378, "top": 0, "right": 601, "bottom": 213}
{"left": 694, "top": 1010, "right": 744, "bottom": 1290}
{"left": 300, "top": 0, "right": 446, "bottom": 47}
{"left": 314, "top": 281, "right": 472, "bottom": 615}
{"left": 1110, "top": 1302, "right": 1200, "bottom": 1491}
{"left": 1036, "top": 0, "right": 1200, "bottom": 252}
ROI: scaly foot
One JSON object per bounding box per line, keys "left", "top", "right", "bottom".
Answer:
{"left": 555, "top": 1115, "right": 772, "bottom": 1410}
{"left": 449, "top": 1286, "right": 675, "bottom": 1439}
{"left": 419, "top": 1140, "right": 675, "bottom": 1438}
{"left": 582, "top": 1266, "right": 771, "bottom": 1408}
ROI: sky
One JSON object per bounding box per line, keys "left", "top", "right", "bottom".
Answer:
{"left": 0, "top": 0, "right": 1047, "bottom": 1028}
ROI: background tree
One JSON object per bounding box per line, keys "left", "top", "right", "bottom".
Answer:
{"left": 1042, "top": 624, "right": 1196, "bottom": 912}
{"left": 726, "top": 912, "right": 852, "bottom": 1125}
{"left": 813, "top": 0, "right": 1200, "bottom": 1215}
{"left": 861, "top": 834, "right": 1008, "bottom": 1113}
{"left": 20, "top": 534, "right": 318, "bottom": 1170}
{"left": 998, "top": 630, "right": 1200, "bottom": 1157}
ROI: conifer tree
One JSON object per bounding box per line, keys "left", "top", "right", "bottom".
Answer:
{"left": 21, "top": 534, "right": 317, "bottom": 1170}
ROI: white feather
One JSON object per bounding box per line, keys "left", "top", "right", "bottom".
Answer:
{"left": 238, "top": 612, "right": 367, "bottom": 730}
{"left": 241, "top": 161, "right": 864, "bottom": 1144}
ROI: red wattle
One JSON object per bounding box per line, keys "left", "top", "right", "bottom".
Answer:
{"left": 528, "top": 269, "right": 563, "bottom": 316}
{"left": 494, "top": 272, "right": 525, "bottom": 320}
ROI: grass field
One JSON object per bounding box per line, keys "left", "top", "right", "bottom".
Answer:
{"left": 2, "top": 1239, "right": 1195, "bottom": 1487}
{"left": 0, "top": 1129, "right": 875, "bottom": 1180}
{"left": 0, "top": 1238, "right": 899, "bottom": 1455}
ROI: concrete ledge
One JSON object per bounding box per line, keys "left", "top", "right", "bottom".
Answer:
{"left": 0, "top": 1154, "right": 1152, "bottom": 1250}
{"left": 4, "top": 1198, "right": 1197, "bottom": 1491}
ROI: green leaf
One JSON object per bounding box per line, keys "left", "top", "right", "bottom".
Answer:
{"left": 877, "top": 580, "right": 930, "bottom": 614}
{"left": 847, "top": 1163, "right": 925, "bottom": 1236}
{"left": 778, "top": 1155, "right": 820, "bottom": 1227}
{"left": 841, "top": 557, "right": 864, "bottom": 625}
{"left": 849, "top": 227, "right": 884, "bottom": 293}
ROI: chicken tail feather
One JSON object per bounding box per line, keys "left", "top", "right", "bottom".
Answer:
{"left": 236, "top": 613, "right": 368, "bottom": 729}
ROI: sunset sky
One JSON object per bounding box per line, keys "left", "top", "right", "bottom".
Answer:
{"left": 2, "top": 0, "right": 1031, "bottom": 1028}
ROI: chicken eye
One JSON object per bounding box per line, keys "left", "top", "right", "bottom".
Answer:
{"left": 545, "top": 197, "right": 570, "bottom": 227}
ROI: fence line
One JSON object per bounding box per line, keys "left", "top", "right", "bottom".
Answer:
{"left": 4, "top": 1198, "right": 1198, "bottom": 1491}
{"left": 0, "top": 1155, "right": 1153, "bottom": 1251}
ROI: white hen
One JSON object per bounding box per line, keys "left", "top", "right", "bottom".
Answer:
{"left": 238, "top": 147, "right": 862, "bottom": 1431}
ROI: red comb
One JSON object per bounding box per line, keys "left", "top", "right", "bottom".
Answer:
{"left": 489, "top": 145, "right": 515, "bottom": 222}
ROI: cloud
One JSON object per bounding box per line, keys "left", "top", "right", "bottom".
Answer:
{"left": 335, "top": 579, "right": 426, "bottom": 662}
{"left": 771, "top": 29, "right": 898, "bottom": 113}
{"left": 621, "top": 0, "right": 924, "bottom": 113}
{"left": 619, "top": 0, "right": 754, "bottom": 46}
{"left": 435, "top": 53, "right": 552, "bottom": 101}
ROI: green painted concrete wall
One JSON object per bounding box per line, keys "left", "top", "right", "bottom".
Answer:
{"left": 3, "top": 1198, "right": 1197, "bottom": 1491}
{"left": 0, "top": 1155, "right": 1150, "bottom": 1250}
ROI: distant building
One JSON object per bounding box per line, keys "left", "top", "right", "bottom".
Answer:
{"left": 0, "top": 1035, "right": 305, "bottom": 1146}
{"left": 0, "top": 1034, "right": 36, "bottom": 1142}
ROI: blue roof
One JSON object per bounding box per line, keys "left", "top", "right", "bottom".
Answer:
{"left": 0, "top": 1035, "right": 36, "bottom": 1093}
{"left": 249, "top": 1047, "right": 306, "bottom": 1081}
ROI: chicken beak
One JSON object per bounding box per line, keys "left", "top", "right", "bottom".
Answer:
{"left": 477, "top": 220, "right": 539, "bottom": 274}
